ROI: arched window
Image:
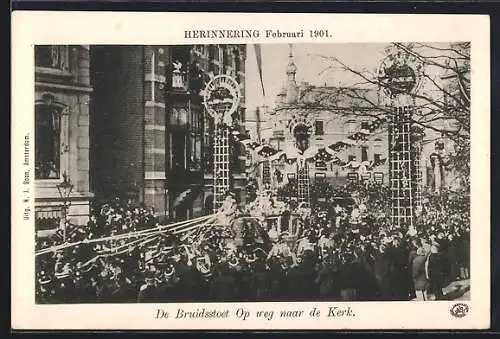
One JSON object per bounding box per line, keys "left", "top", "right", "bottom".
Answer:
{"left": 373, "top": 138, "right": 383, "bottom": 163}
{"left": 35, "top": 104, "right": 61, "bottom": 179}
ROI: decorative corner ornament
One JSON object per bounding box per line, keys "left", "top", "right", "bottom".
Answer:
{"left": 201, "top": 74, "right": 241, "bottom": 127}
{"left": 378, "top": 44, "right": 424, "bottom": 98}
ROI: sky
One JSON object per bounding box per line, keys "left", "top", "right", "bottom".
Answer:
{"left": 244, "top": 42, "right": 459, "bottom": 124}
{"left": 245, "top": 43, "right": 390, "bottom": 117}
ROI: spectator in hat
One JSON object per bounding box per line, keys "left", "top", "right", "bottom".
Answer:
{"left": 373, "top": 244, "right": 394, "bottom": 300}
{"left": 426, "top": 243, "right": 445, "bottom": 300}
{"left": 138, "top": 271, "right": 158, "bottom": 303}
{"left": 389, "top": 235, "right": 412, "bottom": 301}
{"left": 411, "top": 247, "right": 429, "bottom": 301}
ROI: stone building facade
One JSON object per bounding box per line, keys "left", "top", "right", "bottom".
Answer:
{"left": 34, "top": 45, "right": 93, "bottom": 228}
{"left": 265, "top": 47, "right": 389, "bottom": 186}
{"left": 90, "top": 45, "right": 247, "bottom": 222}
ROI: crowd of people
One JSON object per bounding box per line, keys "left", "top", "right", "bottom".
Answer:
{"left": 35, "top": 183, "right": 470, "bottom": 303}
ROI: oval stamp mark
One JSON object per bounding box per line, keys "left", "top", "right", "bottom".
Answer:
{"left": 450, "top": 303, "right": 469, "bottom": 318}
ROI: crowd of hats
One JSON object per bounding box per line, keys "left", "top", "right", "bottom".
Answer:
{"left": 35, "top": 180, "right": 469, "bottom": 302}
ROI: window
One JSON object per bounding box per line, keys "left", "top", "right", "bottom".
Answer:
{"left": 188, "top": 107, "right": 202, "bottom": 172}
{"left": 373, "top": 172, "right": 384, "bottom": 184}
{"left": 373, "top": 138, "right": 383, "bottom": 163}
{"left": 347, "top": 172, "right": 359, "bottom": 183}
{"left": 315, "top": 172, "right": 326, "bottom": 184}
{"left": 221, "top": 47, "right": 228, "bottom": 70}
{"left": 189, "top": 133, "right": 202, "bottom": 171}
{"left": 346, "top": 144, "right": 356, "bottom": 162}
{"left": 361, "top": 121, "right": 370, "bottom": 130}
{"left": 234, "top": 48, "right": 241, "bottom": 82}
{"left": 170, "top": 107, "right": 188, "bottom": 127}
{"left": 361, "top": 146, "right": 368, "bottom": 162}
{"left": 35, "top": 45, "right": 69, "bottom": 72}
{"left": 35, "top": 46, "right": 54, "bottom": 68}
{"left": 171, "top": 130, "right": 186, "bottom": 170}
{"left": 219, "top": 47, "right": 224, "bottom": 64}
{"left": 208, "top": 45, "right": 216, "bottom": 72}
{"left": 315, "top": 160, "right": 327, "bottom": 171}
{"left": 345, "top": 120, "right": 357, "bottom": 134}
{"left": 315, "top": 120, "right": 324, "bottom": 135}
{"left": 35, "top": 105, "right": 61, "bottom": 180}
{"left": 204, "top": 120, "right": 215, "bottom": 170}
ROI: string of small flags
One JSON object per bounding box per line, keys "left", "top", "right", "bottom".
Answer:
{"left": 238, "top": 116, "right": 426, "bottom": 168}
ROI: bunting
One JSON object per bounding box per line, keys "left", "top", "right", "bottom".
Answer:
{"left": 239, "top": 115, "right": 413, "bottom": 170}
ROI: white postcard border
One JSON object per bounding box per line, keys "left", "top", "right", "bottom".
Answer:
{"left": 11, "top": 11, "right": 490, "bottom": 330}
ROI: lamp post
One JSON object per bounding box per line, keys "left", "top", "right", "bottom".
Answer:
{"left": 56, "top": 172, "right": 73, "bottom": 243}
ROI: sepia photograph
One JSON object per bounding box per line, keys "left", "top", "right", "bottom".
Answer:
{"left": 12, "top": 12, "right": 489, "bottom": 330}
{"left": 33, "top": 42, "right": 470, "bottom": 303}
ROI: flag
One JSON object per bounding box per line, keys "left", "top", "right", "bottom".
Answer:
{"left": 254, "top": 44, "right": 265, "bottom": 97}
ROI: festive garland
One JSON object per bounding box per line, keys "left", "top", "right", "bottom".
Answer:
{"left": 35, "top": 213, "right": 216, "bottom": 257}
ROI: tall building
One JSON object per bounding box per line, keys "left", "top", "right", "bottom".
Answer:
{"left": 34, "top": 45, "right": 93, "bottom": 229}
{"left": 90, "top": 45, "right": 247, "bottom": 221}
{"left": 267, "top": 46, "right": 389, "bottom": 186}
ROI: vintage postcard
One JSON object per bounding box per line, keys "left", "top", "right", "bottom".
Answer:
{"left": 11, "top": 12, "right": 490, "bottom": 330}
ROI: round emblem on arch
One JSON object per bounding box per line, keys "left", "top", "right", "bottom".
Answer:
{"left": 202, "top": 74, "right": 241, "bottom": 125}
{"left": 378, "top": 45, "right": 424, "bottom": 97}
{"left": 289, "top": 116, "right": 314, "bottom": 137}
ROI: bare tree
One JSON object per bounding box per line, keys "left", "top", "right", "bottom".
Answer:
{"left": 274, "top": 42, "right": 471, "bottom": 188}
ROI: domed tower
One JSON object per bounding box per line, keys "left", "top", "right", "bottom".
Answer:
{"left": 285, "top": 44, "right": 299, "bottom": 104}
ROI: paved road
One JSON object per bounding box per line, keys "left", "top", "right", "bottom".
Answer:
{"left": 410, "top": 279, "right": 470, "bottom": 301}
{"left": 443, "top": 279, "right": 470, "bottom": 300}
{"left": 444, "top": 279, "right": 470, "bottom": 300}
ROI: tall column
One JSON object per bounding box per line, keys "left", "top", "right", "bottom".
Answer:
{"left": 143, "top": 46, "right": 168, "bottom": 218}
{"left": 202, "top": 73, "right": 242, "bottom": 215}
{"left": 296, "top": 161, "right": 310, "bottom": 207}
{"left": 379, "top": 45, "right": 424, "bottom": 229}
{"left": 388, "top": 101, "right": 414, "bottom": 228}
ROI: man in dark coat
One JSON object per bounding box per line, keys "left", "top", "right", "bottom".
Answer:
{"left": 137, "top": 272, "right": 158, "bottom": 303}
{"left": 267, "top": 257, "right": 286, "bottom": 301}
{"left": 251, "top": 258, "right": 271, "bottom": 301}
{"left": 445, "top": 234, "right": 459, "bottom": 283}
{"left": 285, "top": 254, "right": 316, "bottom": 301}
{"left": 355, "top": 246, "right": 378, "bottom": 301}
{"left": 209, "top": 263, "right": 237, "bottom": 301}
{"left": 411, "top": 248, "right": 429, "bottom": 301}
{"left": 388, "top": 237, "right": 412, "bottom": 301}
{"left": 338, "top": 252, "right": 363, "bottom": 301}
{"left": 315, "top": 256, "right": 340, "bottom": 301}
{"left": 426, "top": 243, "right": 445, "bottom": 300}
{"left": 373, "top": 244, "right": 394, "bottom": 300}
